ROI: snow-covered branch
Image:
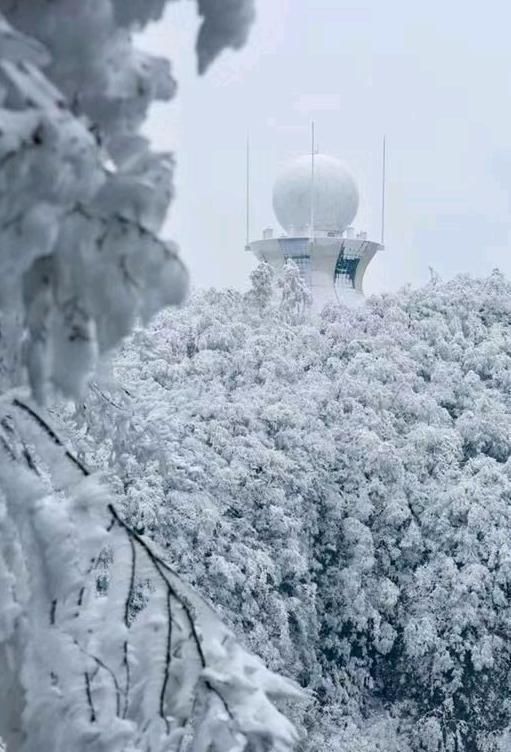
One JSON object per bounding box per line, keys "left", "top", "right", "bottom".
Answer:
{"left": 0, "top": 3, "right": 303, "bottom": 751}
{"left": 0, "top": 0, "right": 257, "bottom": 401}
{"left": 0, "top": 396, "right": 301, "bottom": 751}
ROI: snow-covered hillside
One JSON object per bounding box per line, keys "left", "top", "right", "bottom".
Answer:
{"left": 70, "top": 267, "right": 511, "bottom": 751}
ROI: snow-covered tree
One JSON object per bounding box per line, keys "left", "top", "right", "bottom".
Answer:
{"left": 0, "top": 4, "right": 301, "bottom": 751}
{"left": 69, "top": 266, "right": 511, "bottom": 751}
{"left": 279, "top": 260, "right": 312, "bottom": 323}
{"left": 245, "top": 261, "right": 275, "bottom": 313}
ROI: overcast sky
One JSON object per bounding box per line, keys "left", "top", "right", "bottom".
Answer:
{"left": 139, "top": 1, "right": 511, "bottom": 295}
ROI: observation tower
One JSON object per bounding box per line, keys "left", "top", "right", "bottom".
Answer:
{"left": 246, "top": 143, "right": 384, "bottom": 311}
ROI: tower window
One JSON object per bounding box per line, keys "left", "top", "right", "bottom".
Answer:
{"left": 334, "top": 248, "right": 360, "bottom": 288}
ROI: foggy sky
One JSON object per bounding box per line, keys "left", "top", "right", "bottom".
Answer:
{"left": 139, "top": 1, "right": 511, "bottom": 296}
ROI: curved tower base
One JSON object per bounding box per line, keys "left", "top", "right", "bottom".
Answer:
{"left": 247, "top": 235, "right": 382, "bottom": 313}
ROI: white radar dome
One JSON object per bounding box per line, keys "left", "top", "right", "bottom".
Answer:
{"left": 272, "top": 153, "right": 359, "bottom": 235}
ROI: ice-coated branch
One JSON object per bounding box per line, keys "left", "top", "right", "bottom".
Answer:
{"left": 0, "top": 3, "right": 300, "bottom": 751}
{"left": 0, "top": 396, "right": 302, "bottom": 752}
{"left": 0, "top": 0, "right": 256, "bottom": 401}
{"left": 196, "top": 0, "right": 256, "bottom": 73}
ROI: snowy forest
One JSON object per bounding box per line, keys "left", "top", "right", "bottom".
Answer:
{"left": 66, "top": 268, "right": 511, "bottom": 752}
{"left": 2, "top": 1, "right": 511, "bottom": 752}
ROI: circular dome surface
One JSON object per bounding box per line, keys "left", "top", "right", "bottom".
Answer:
{"left": 272, "top": 153, "right": 359, "bottom": 235}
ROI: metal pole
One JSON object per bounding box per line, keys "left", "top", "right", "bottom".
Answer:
{"left": 310, "top": 122, "right": 315, "bottom": 241}
{"left": 246, "top": 135, "right": 250, "bottom": 247}
{"left": 381, "top": 135, "right": 386, "bottom": 245}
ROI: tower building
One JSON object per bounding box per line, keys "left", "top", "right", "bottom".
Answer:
{"left": 246, "top": 151, "right": 383, "bottom": 311}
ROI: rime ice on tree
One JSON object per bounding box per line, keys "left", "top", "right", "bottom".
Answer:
{"left": 0, "top": 1, "right": 302, "bottom": 750}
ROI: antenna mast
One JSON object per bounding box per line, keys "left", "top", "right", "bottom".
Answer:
{"left": 310, "top": 121, "right": 315, "bottom": 241}
{"left": 380, "top": 135, "right": 386, "bottom": 245}
{"left": 245, "top": 135, "right": 251, "bottom": 248}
